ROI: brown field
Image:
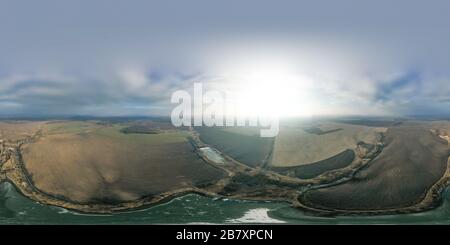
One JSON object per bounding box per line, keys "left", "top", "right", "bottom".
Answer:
{"left": 21, "top": 122, "right": 224, "bottom": 203}
{"left": 301, "top": 125, "right": 450, "bottom": 210}
{"left": 270, "top": 122, "right": 386, "bottom": 167}
{"left": 0, "top": 121, "right": 46, "bottom": 141}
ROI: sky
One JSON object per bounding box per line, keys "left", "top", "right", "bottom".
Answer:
{"left": 1, "top": 0, "right": 450, "bottom": 118}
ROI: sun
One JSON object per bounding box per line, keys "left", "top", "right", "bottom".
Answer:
{"left": 229, "top": 62, "right": 315, "bottom": 118}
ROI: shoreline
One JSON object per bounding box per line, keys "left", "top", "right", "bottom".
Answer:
{"left": 295, "top": 130, "right": 450, "bottom": 216}
{"left": 1, "top": 127, "right": 449, "bottom": 217}
{"left": 296, "top": 157, "right": 450, "bottom": 216}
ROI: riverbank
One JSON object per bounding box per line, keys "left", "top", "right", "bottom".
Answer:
{"left": 296, "top": 129, "right": 450, "bottom": 216}
{"left": 1, "top": 126, "right": 449, "bottom": 218}
{"left": 0, "top": 129, "right": 223, "bottom": 214}
{"left": 0, "top": 126, "right": 376, "bottom": 214}
{"left": 5, "top": 181, "right": 450, "bottom": 224}
{"left": 297, "top": 157, "right": 450, "bottom": 216}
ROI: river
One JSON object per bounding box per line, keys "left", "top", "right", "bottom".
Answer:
{"left": 1, "top": 182, "right": 450, "bottom": 224}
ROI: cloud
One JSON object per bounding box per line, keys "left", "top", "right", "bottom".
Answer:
{"left": 1, "top": 0, "right": 450, "bottom": 117}
{"left": 0, "top": 70, "right": 187, "bottom": 116}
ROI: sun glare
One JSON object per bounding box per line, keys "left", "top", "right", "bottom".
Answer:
{"left": 230, "top": 62, "right": 315, "bottom": 118}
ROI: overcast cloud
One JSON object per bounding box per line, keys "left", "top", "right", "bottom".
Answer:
{"left": 1, "top": 0, "right": 450, "bottom": 117}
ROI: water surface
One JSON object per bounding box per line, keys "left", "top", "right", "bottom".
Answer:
{"left": 1, "top": 182, "right": 450, "bottom": 224}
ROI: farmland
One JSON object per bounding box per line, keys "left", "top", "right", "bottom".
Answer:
{"left": 20, "top": 121, "right": 225, "bottom": 203}
{"left": 270, "top": 122, "right": 386, "bottom": 167}
{"left": 270, "top": 149, "right": 355, "bottom": 179}
{"left": 1, "top": 118, "right": 450, "bottom": 217}
{"left": 196, "top": 126, "right": 274, "bottom": 167}
{"left": 301, "top": 124, "right": 450, "bottom": 211}
{"left": 195, "top": 121, "right": 387, "bottom": 180}
{"left": 0, "top": 121, "right": 46, "bottom": 142}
